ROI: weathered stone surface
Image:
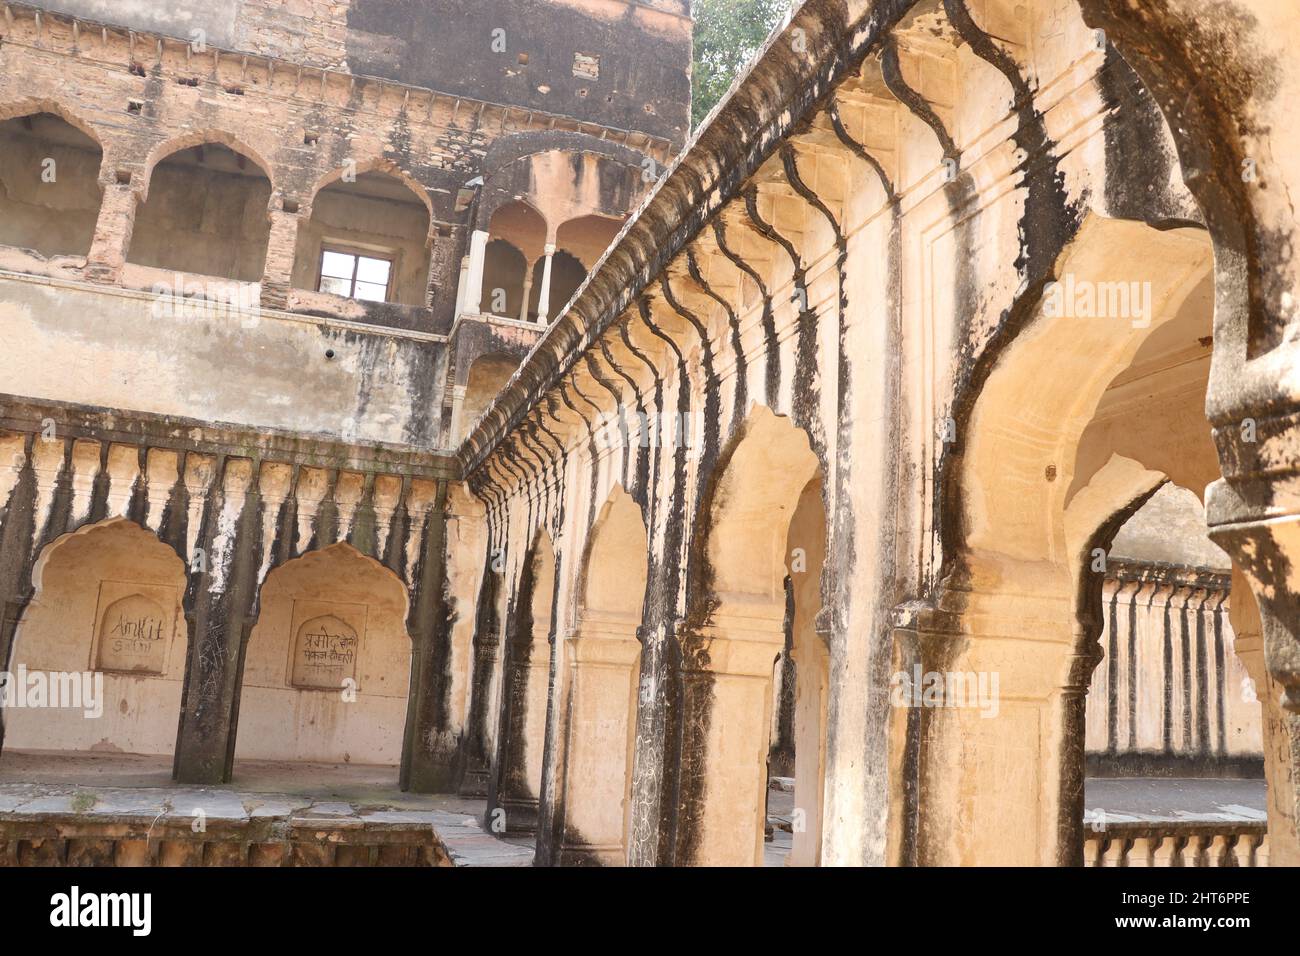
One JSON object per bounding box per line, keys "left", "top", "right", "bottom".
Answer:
{"left": 0, "top": 778, "right": 525, "bottom": 866}
{"left": 3, "top": 0, "right": 1300, "bottom": 871}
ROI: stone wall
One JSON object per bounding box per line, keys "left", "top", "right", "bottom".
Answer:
{"left": 21, "top": 0, "right": 693, "bottom": 145}
{"left": 449, "top": 0, "right": 1300, "bottom": 869}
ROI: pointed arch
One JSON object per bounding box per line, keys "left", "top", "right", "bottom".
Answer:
{"left": 555, "top": 485, "right": 648, "bottom": 865}
{"left": 0, "top": 98, "right": 105, "bottom": 157}
{"left": 129, "top": 137, "right": 275, "bottom": 282}
{"left": 0, "top": 108, "right": 105, "bottom": 257}
{"left": 233, "top": 542, "right": 412, "bottom": 770}
{"left": 306, "top": 157, "right": 435, "bottom": 237}
{"left": 7, "top": 517, "right": 188, "bottom": 757}
{"left": 674, "top": 405, "right": 826, "bottom": 866}
{"left": 139, "top": 131, "right": 276, "bottom": 203}
{"left": 913, "top": 214, "right": 1227, "bottom": 866}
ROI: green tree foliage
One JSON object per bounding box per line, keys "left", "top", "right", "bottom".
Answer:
{"left": 691, "top": 0, "right": 795, "bottom": 129}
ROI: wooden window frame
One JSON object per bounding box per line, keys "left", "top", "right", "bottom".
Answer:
{"left": 317, "top": 244, "right": 397, "bottom": 302}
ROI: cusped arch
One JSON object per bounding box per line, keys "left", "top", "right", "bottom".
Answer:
{"left": 555, "top": 214, "right": 626, "bottom": 270}
{"left": 254, "top": 541, "right": 412, "bottom": 632}
{"left": 477, "top": 186, "right": 550, "bottom": 239}
{"left": 952, "top": 214, "right": 1214, "bottom": 574}
{"left": 29, "top": 516, "right": 185, "bottom": 596}
{"left": 485, "top": 198, "right": 548, "bottom": 252}
{"left": 458, "top": 349, "right": 519, "bottom": 389}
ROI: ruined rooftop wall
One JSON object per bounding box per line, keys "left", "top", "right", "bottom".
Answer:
{"left": 24, "top": 0, "right": 693, "bottom": 145}
{"left": 335, "top": 0, "right": 692, "bottom": 146}
{"left": 22, "top": 1, "right": 243, "bottom": 47}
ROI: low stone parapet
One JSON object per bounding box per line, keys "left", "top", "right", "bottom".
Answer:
{"left": 1084, "top": 821, "right": 1268, "bottom": 867}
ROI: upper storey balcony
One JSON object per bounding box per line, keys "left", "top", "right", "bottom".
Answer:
{"left": 0, "top": 3, "right": 668, "bottom": 449}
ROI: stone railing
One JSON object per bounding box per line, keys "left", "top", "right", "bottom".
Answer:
{"left": 0, "top": 778, "right": 537, "bottom": 868}
{"left": 1084, "top": 821, "right": 1267, "bottom": 866}
{"left": 0, "top": 809, "right": 452, "bottom": 867}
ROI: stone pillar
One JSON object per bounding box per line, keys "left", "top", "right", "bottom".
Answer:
{"left": 0, "top": 436, "right": 38, "bottom": 694}
{"left": 677, "top": 603, "right": 786, "bottom": 866}
{"left": 1225, "top": 565, "right": 1296, "bottom": 858}
{"left": 626, "top": 620, "right": 676, "bottom": 866}
{"left": 486, "top": 639, "right": 550, "bottom": 833}
{"left": 898, "top": 571, "right": 1082, "bottom": 866}
{"left": 85, "top": 180, "right": 138, "bottom": 284}
{"left": 486, "top": 600, "right": 551, "bottom": 835}
{"left": 553, "top": 611, "right": 641, "bottom": 866}
{"left": 456, "top": 554, "right": 505, "bottom": 795}
{"left": 454, "top": 256, "right": 471, "bottom": 318}
{"left": 400, "top": 480, "right": 457, "bottom": 793}
{"left": 462, "top": 229, "right": 490, "bottom": 316}
{"left": 535, "top": 244, "right": 556, "bottom": 325}
{"left": 788, "top": 631, "right": 828, "bottom": 867}
{"left": 518, "top": 268, "right": 535, "bottom": 323}
{"left": 173, "top": 457, "right": 263, "bottom": 785}
{"left": 1200, "top": 263, "right": 1300, "bottom": 865}
{"left": 459, "top": 637, "right": 502, "bottom": 795}
{"left": 259, "top": 206, "right": 301, "bottom": 310}
{"left": 447, "top": 384, "right": 469, "bottom": 447}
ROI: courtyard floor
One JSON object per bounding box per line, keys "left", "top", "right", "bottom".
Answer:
{"left": 0, "top": 751, "right": 1267, "bottom": 866}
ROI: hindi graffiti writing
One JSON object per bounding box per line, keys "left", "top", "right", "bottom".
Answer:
{"left": 290, "top": 615, "right": 360, "bottom": 689}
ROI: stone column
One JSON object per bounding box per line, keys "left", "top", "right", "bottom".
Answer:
{"left": 518, "top": 267, "right": 535, "bottom": 323}
{"left": 1200, "top": 252, "right": 1300, "bottom": 865}
{"left": 454, "top": 256, "right": 471, "bottom": 318}
{"left": 788, "top": 631, "right": 828, "bottom": 867}
{"left": 677, "top": 603, "right": 786, "bottom": 866}
{"left": 458, "top": 620, "right": 502, "bottom": 795}
{"left": 85, "top": 180, "right": 138, "bottom": 284}
{"left": 400, "top": 480, "right": 457, "bottom": 793}
{"left": 1225, "top": 564, "right": 1296, "bottom": 858}
{"left": 462, "top": 229, "right": 490, "bottom": 316}
{"left": 0, "top": 436, "right": 38, "bottom": 688}
{"left": 173, "top": 457, "right": 263, "bottom": 785}
{"left": 553, "top": 611, "right": 641, "bottom": 866}
{"left": 447, "top": 384, "right": 470, "bottom": 448}
{"left": 897, "top": 570, "right": 1083, "bottom": 866}
{"left": 258, "top": 205, "right": 301, "bottom": 310}
{"left": 1209, "top": 484, "right": 1300, "bottom": 866}
{"left": 485, "top": 601, "right": 551, "bottom": 835}
{"left": 535, "top": 244, "right": 556, "bottom": 325}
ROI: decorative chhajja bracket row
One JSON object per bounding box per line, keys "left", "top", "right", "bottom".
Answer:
{"left": 0, "top": 401, "right": 458, "bottom": 785}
